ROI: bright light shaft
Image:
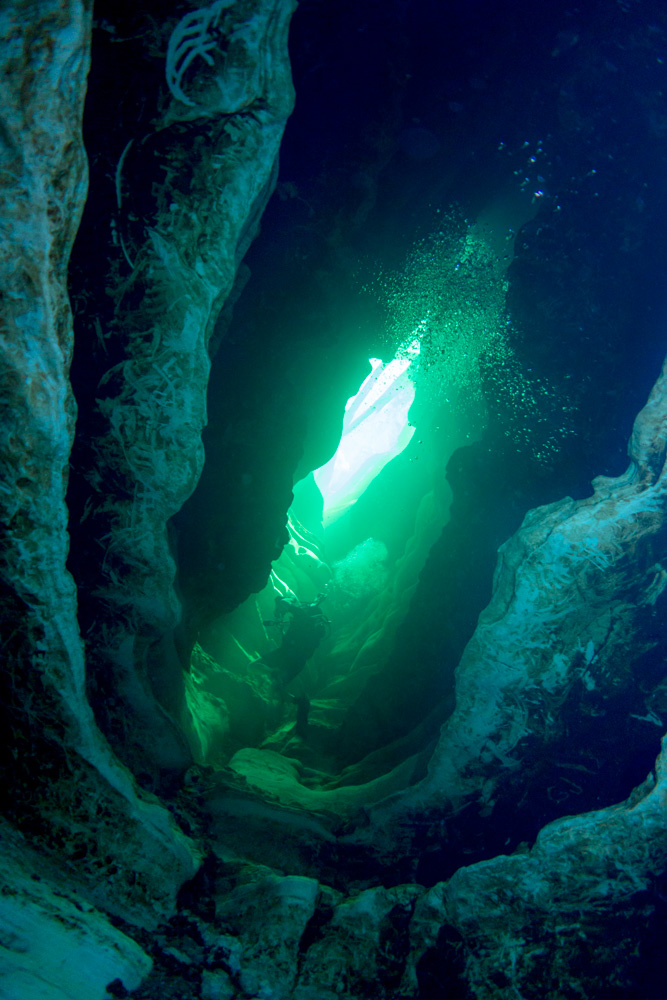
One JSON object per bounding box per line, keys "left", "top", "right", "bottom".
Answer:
{"left": 314, "top": 340, "right": 420, "bottom": 525}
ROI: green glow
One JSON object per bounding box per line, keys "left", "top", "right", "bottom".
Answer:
{"left": 376, "top": 220, "right": 577, "bottom": 465}
{"left": 314, "top": 337, "right": 421, "bottom": 526}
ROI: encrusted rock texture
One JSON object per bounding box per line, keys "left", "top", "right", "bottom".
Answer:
{"left": 407, "top": 740, "right": 667, "bottom": 998}
{"left": 117, "top": 739, "right": 667, "bottom": 999}
{"left": 194, "top": 362, "right": 667, "bottom": 879}
{"left": 0, "top": 0, "right": 199, "bottom": 938}
{"left": 0, "top": 821, "right": 153, "bottom": 1000}
{"left": 3, "top": 3, "right": 667, "bottom": 1000}
{"left": 356, "top": 357, "right": 667, "bottom": 861}
{"left": 68, "top": 0, "right": 296, "bottom": 780}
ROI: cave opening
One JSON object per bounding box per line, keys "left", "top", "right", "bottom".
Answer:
{"left": 159, "top": 0, "right": 667, "bottom": 907}
{"left": 5, "top": 1, "right": 667, "bottom": 998}
{"left": 178, "top": 216, "right": 523, "bottom": 832}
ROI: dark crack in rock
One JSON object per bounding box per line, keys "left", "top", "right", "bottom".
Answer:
{"left": 0, "top": 0, "right": 200, "bottom": 939}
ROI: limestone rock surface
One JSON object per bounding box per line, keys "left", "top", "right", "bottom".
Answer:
{"left": 214, "top": 873, "right": 320, "bottom": 997}
{"left": 404, "top": 737, "right": 667, "bottom": 999}
{"left": 294, "top": 883, "right": 422, "bottom": 1000}
{"left": 0, "top": 0, "right": 200, "bottom": 929}
{"left": 201, "top": 358, "right": 667, "bottom": 877}
{"left": 0, "top": 824, "right": 152, "bottom": 1000}
{"left": 72, "top": 0, "right": 297, "bottom": 778}
{"left": 358, "top": 356, "right": 667, "bottom": 857}
{"left": 137, "top": 743, "right": 667, "bottom": 999}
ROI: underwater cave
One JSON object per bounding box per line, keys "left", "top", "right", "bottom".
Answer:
{"left": 3, "top": 0, "right": 667, "bottom": 997}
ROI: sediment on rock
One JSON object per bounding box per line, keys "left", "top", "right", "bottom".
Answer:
{"left": 67, "top": 0, "right": 297, "bottom": 780}
{"left": 0, "top": 0, "right": 200, "bottom": 929}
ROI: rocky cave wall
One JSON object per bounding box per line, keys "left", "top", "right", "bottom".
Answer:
{"left": 3, "top": 1, "right": 667, "bottom": 999}
{"left": 64, "top": 0, "right": 296, "bottom": 784}
{"left": 173, "top": 0, "right": 667, "bottom": 791}
{"left": 0, "top": 0, "right": 200, "bottom": 937}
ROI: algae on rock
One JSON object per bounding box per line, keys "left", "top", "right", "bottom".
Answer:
{"left": 0, "top": 0, "right": 200, "bottom": 934}
{"left": 70, "top": 0, "right": 297, "bottom": 780}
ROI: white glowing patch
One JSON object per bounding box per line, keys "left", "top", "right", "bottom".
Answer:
{"left": 314, "top": 341, "right": 420, "bottom": 526}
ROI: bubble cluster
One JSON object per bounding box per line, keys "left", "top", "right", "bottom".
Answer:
{"left": 372, "top": 217, "right": 508, "bottom": 408}
{"left": 369, "top": 213, "right": 580, "bottom": 466}
{"left": 332, "top": 537, "right": 389, "bottom": 602}
{"left": 483, "top": 331, "right": 581, "bottom": 467}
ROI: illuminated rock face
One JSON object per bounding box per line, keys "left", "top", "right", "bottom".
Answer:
{"left": 3, "top": 3, "right": 667, "bottom": 999}
{"left": 68, "top": 0, "right": 296, "bottom": 779}
{"left": 126, "top": 367, "right": 667, "bottom": 999}
{"left": 0, "top": 0, "right": 199, "bottom": 936}
{"left": 354, "top": 359, "right": 667, "bottom": 859}
{"left": 188, "top": 363, "right": 667, "bottom": 871}
{"left": 0, "top": 825, "right": 152, "bottom": 1000}
{"left": 402, "top": 741, "right": 667, "bottom": 998}
{"left": 93, "top": 741, "right": 667, "bottom": 1000}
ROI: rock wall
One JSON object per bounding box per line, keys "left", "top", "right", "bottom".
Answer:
{"left": 0, "top": 821, "right": 153, "bottom": 1000}
{"left": 197, "top": 355, "right": 667, "bottom": 892}
{"left": 407, "top": 739, "right": 667, "bottom": 998}
{"left": 0, "top": 0, "right": 200, "bottom": 934}
{"left": 68, "top": 0, "right": 296, "bottom": 780}
{"left": 356, "top": 354, "right": 667, "bottom": 865}
{"left": 122, "top": 739, "right": 667, "bottom": 1000}
{"left": 3, "top": 3, "right": 667, "bottom": 998}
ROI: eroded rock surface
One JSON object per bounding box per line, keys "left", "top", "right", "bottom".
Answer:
{"left": 357, "top": 356, "right": 667, "bottom": 861}
{"left": 0, "top": 823, "right": 152, "bottom": 1000}
{"left": 187, "top": 357, "right": 667, "bottom": 899}
{"left": 129, "top": 741, "right": 667, "bottom": 999}
{"left": 68, "top": 0, "right": 297, "bottom": 779}
{"left": 0, "top": 0, "right": 199, "bottom": 934}
{"left": 4, "top": 4, "right": 667, "bottom": 999}
{"left": 405, "top": 737, "right": 667, "bottom": 999}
